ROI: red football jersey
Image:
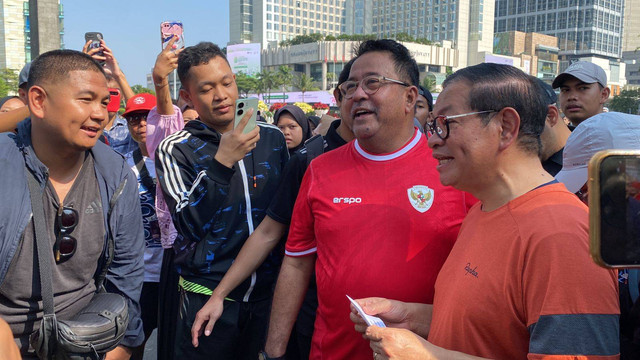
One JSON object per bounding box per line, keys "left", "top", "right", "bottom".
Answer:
{"left": 286, "top": 130, "right": 472, "bottom": 360}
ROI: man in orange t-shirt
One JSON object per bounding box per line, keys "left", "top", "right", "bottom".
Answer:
{"left": 350, "top": 65, "right": 620, "bottom": 360}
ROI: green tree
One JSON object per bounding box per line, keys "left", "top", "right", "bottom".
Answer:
{"left": 421, "top": 76, "right": 437, "bottom": 93}
{"left": 608, "top": 89, "right": 640, "bottom": 114}
{"left": 258, "top": 70, "right": 277, "bottom": 104}
{"left": 131, "top": 85, "right": 156, "bottom": 95}
{"left": 235, "top": 72, "right": 258, "bottom": 98}
{"left": 276, "top": 65, "right": 293, "bottom": 100}
{"left": 0, "top": 68, "right": 19, "bottom": 97}
{"left": 292, "top": 73, "right": 318, "bottom": 102}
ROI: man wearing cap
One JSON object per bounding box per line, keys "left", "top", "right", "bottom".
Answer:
{"left": 414, "top": 85, "right": 433, "bottom": 131}
{"left": 553, "top": 61, "right": 610, "bottom": 126}
{"left": 537, "top": 77, "right": 571, "bottom": 176}
{"left": 122, "top": 93, "right": 163, "bottom": 360}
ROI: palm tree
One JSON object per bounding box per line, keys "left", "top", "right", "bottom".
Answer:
{"left": 258, "top": 70, "right": 277, "bottom": 104}
{"left": 277, "top": 65, "right": 293, "bottom": 100}
{"left": 421, "top": 76, "right": 437, "bottom": 93}
{"left": 293, "top": 74, "right": 318, "bottom": 102}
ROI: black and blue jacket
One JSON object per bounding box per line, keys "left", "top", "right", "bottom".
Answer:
{"left": 156, "top": 120, "right": 288, "bottom": 302}
{"left": 0, "top": 119, "right": 146, "bottom": 348}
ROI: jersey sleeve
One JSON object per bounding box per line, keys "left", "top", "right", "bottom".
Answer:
{"left": 285, "top": 161, "right": 317, "bottom": 257}
{"left": 523, "top": 225, "right": 620, "bottom": 359}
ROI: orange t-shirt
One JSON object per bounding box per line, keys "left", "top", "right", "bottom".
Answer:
{"left": 428, "top": 183, "right": 620, "bottom": 360}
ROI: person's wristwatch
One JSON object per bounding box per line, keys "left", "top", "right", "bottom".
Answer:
{"left": 258, "top": 350, "right": 286, "bottom": 360}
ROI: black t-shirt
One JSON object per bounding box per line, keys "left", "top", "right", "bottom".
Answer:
{"left": 542, "top": 147, "right": 564, "bottom": 177}
{"left": 267, "top": 120, "right": 347, "bottom": 224}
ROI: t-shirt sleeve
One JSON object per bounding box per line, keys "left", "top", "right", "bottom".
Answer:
{"left": 266, "top": 152, "right": 307, "bottom": 225}
{"left": 284, "top": 162, "right": 317, "bottom": 257}
{"left": 523, "top": 225, "right": 620, "bottom": 359}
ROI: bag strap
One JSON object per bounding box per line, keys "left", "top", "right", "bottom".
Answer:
{"left": 25, "top": 168, "right": 55, "bottom": 316}
{"left": 304, "top": 134, "right": 325, "bottom": 166}
{"left": 133, "top": 148, "right": 156, "bottom": 193}
{"left": 94, "top": 178, "right": 128, "bottom": 291}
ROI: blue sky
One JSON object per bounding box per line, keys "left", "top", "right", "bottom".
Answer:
{"left": 62, "top": 0, "right": 230, "bottom": 86}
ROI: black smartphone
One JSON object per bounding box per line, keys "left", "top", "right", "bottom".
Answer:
{"left": 589, "top": 150, "right": 640, "bottom": 268}
{"left": 84, "top": 32, "right": 104, "bottom": 65}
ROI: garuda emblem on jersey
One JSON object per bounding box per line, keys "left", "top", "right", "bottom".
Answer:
{"left": 407, "top": 185, "right": 434, "bottom": 213}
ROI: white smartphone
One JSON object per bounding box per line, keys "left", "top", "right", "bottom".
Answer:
{"left": 234, "top": 98, "right": 258, "bottom": 134}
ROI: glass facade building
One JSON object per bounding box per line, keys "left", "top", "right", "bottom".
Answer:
{"left": 494, "top": 0, "right": 624, "bottom": 60}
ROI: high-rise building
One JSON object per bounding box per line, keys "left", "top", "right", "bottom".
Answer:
{"left": 229, "top": 0, "right": 347, "bottom": 49}
{"left": 0, "top": 0, "right": 63, "bottom": 71}
{"left": 344, "top": 0, "right": 372, "bottom": 35}
{"left": 622, "top": 0, "right": 639, "bottom": 52}
{"left": 494, "top": 0, "right": 624, "bottom": 62}
{"left": 366, "top": 0, "right": 495, "bottom": 68}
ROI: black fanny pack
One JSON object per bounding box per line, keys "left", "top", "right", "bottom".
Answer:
{"left": 26, "top": 168, "right": 129, "bottom": 359}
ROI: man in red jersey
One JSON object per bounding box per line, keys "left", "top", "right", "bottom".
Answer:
{"left": 262, "top": 39, "right": 473, "bottom": 360}
{"left": 351, "top": 63, "right": 619, "bottom": 360}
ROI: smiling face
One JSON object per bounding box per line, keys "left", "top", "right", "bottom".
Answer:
{"left": 427, "top": 80, "right": 499, "bottom": 193}
{"left": 31, "top": 69, "right": 109, "bottom": 152}
{"left": 558, "top": 77, "right": 608, "bottom": 125}
{"left": 180, "top": 56, "right": 238, "bottom": 132}
{"left": 343, "top": 51, "right": 415, "bottom": 150}
{"left": 276, "top": 113, "right": 303, "bottom": 149}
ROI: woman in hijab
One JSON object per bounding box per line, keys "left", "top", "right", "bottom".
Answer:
{"left": 274, "top": 104, "right": 313, "bottom": 155}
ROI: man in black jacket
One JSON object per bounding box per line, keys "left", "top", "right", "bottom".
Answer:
{"left": 155, "top": 42, "right": 288, "bottom": 360}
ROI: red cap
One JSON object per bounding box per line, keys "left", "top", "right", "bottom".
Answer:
{"left": 123, "top": 93, "right": 156, "bottom": 117}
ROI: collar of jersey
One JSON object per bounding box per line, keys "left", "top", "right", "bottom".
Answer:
{"left": 354, "top": 128, "right": 421, "bottom": 162}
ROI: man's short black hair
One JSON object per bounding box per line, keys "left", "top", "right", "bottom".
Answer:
{"left": 443, "top": 63, "right": 547, "bottom": 156}
{"left": 27, "top": 50, "right": 105, "bottom": 90}
{"left": 178, "top": 42, "right": 229, "bottom": 85}
{"left": 335, "top": 58, "right": 355, "bottom": 102}
{"left": 353, "top": 39, "right": 419, "bottom": 87}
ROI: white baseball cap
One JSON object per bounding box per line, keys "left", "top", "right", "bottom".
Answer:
{"left": 556, "top": 112, "right": 640, "bottom": 193}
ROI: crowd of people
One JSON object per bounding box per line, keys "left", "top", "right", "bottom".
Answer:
{"left": 0, "top": 33, "right": 638, "bottom": 360}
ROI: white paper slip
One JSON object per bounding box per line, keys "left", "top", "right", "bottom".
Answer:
{"left": 347, "top": 295, "right": 386, "bottom": 328}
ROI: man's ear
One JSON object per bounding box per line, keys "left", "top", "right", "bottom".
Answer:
{"left": 404, "top": 86, "right": 418, "bottom": 115}
{"left": 333, "top": 88, "right": 342, "bottom": 107}
{"left": 28, "top": 85, "right": 47, "bottom": 119}
{"left": 546, "top": 105, "right": 560, "bottom": 127}
{"left": 179, "top": 88, "right": 193, "bottom": 108}
{"left": 497, "top": 107, "right": 521, "bottom": 151}
{"left": 600, "top": 86, "right": 611, "bottom": 105}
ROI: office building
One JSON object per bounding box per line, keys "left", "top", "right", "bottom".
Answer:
{"left": 229, "top": 0, "right": 347, "bottom": 49}
{"left": 0, "top": 0, "right": 63, "bottom": 71}
{"left": 622, "top": 0, "right": 639, "bottom": 52}
{"left": 493, "top": 31, "right": 559, "bottom": 82}
{"left": 367, "top": 0, "right": 495, "bottom": 68}
{"left": 344, "top": 0, "right": 372, "bottom": 35}
{"left": 262, "top": 40, "right": 458, "bottom": 91}
{"left": 494, "top": 0, "right": 624, "bottom": 61}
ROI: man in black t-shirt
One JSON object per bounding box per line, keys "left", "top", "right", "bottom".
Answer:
{"left": 190, "top": 59, "right": 356, "bottom": 360}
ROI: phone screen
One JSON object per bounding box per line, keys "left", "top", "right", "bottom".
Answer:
{"left": 596, "top": 155, "right": 640, "bottom": 266}
{"left": 234, "top": 98, "right": 258, "bottom": 135}
{"left": 161, "top": 21, "right": 185, "bottom": 50}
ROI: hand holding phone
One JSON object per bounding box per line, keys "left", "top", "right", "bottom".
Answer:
{"left": 214, "top": 99, "right": 260, "bottom": 168}
{"left": 234, "top": 98, "right": 258, "bottom": 135}
{"left": 161, "top": 21, "right": 185, "bottom": 51}
{"left": 84, "top": 32, "right": 105, "bottom": 65}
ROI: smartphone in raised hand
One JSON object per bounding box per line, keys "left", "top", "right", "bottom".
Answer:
{"left": 161, "top": 21, "right": 185, "bottom": 50}
{"left": 84, "top": 32, "right": 104, "bottom": 65}
{"left": 234, "top": 98, "right": 258, "bottom": 134}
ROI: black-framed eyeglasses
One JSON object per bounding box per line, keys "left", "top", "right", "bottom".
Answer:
{"left": 425, "top": 110, "right": 498, "bottom": 140}
{"left": 55, "top": 206, "right": 78, "bottom": 263}
{"left": 338, "top": 75, "right": 410, "bottom": 99}
{"left": 125, "top": 113, "right": 148, "bottom": 125}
